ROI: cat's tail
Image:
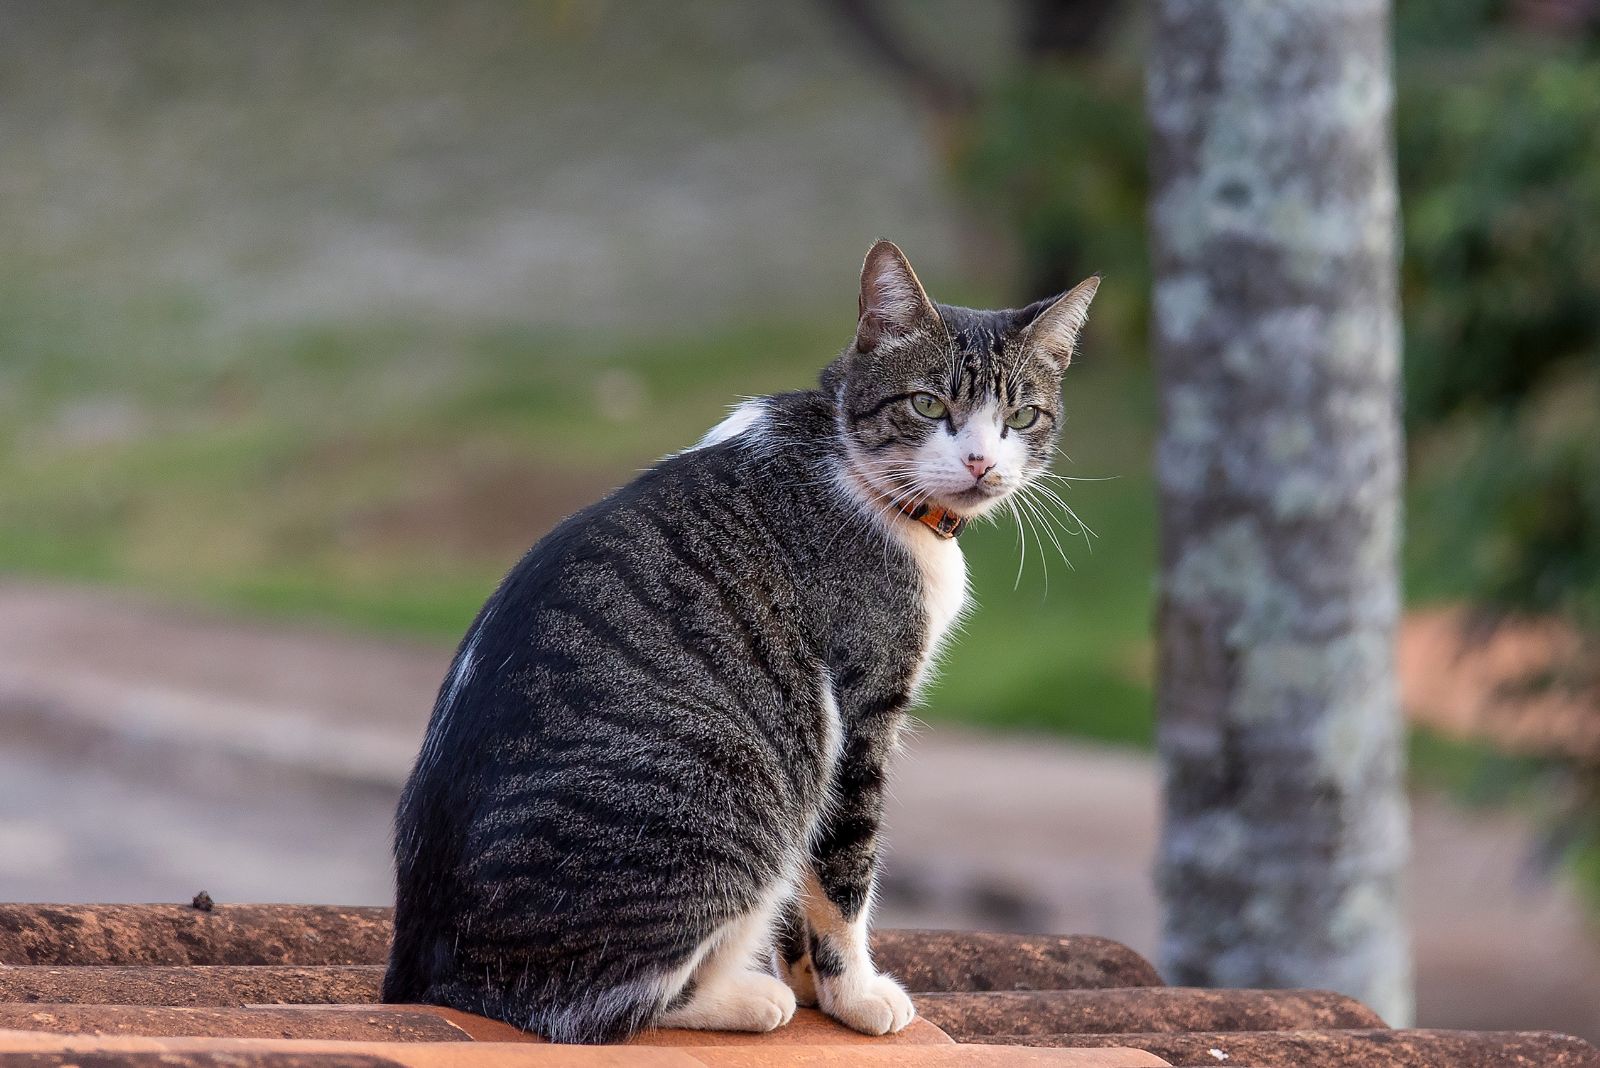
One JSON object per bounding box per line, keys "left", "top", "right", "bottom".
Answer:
{"left": 382, "top": 776, "right": 462, "bottom": 1006}
{"left": 379, "top": 910, "right": 437, "bottom": 1005}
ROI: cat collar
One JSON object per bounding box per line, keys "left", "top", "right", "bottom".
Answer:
{"left": 896, "top": 499, "right": 968, "bottom": 540}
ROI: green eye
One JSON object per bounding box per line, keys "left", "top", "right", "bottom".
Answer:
{"left": 1006, "top": 405, "right": 1041, "bottom": 430}
{"left": 910, "top": 393, "right": 947, "bottom": 420}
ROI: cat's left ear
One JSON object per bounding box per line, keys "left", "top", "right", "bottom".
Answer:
{"left": 855, "top": 239, "right": 941, "bottom": 353}
{"left": 1021, "top": 274, "right": 1101, "bottom": 370}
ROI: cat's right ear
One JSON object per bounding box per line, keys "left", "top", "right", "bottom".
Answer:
{"left": 855, "top": 239, "right": 939, "bottom": 353}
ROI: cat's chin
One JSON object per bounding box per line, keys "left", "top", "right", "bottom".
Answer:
{"left": 940, "top": 485, "right": 1011, "bottom": 517}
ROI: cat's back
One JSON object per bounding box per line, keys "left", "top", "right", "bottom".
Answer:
{"left": 498, "top": 419, "right": 809, "bottom": 631}
{"left": 488, "top": 392, "right": 834, "bottom": 629}
{"left": 437, "top": 405, "right": 836, "bottom": 775}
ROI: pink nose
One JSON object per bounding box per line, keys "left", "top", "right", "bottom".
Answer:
{"left": 965, "top": 456, "right": 995, "bottom": 480}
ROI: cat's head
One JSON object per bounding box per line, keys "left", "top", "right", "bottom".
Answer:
{"left": 828, "top": 239, "right": 1099, "bottom": 523}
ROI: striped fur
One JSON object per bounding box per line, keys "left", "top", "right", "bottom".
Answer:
{"left": 384, "top": 241, "right": 1098, "bottom": 1042}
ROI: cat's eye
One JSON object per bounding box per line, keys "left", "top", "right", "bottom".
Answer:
{"left": 1006, "top": 405, "right": 1041, "bottom": 430}
{"left": 910, "top": 393, "right": 948, "bottom": 420}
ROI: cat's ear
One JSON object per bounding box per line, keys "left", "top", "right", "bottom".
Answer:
{"left": 1021, "top": 274, "right": 1100, "bottom": 370}
{"left": 855, "top": 239, "right": 940, "bottom": 352}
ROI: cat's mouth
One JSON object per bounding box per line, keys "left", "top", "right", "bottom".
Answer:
{"left": 939, "top": 481, "right": 1011, "bottom": 515}
{"left": 849, "top": 462, "right": 1010, "bottom": 521}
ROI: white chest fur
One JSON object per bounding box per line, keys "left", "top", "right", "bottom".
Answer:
{"left": 897, "top": 527, "right": 969, "bottom": 696}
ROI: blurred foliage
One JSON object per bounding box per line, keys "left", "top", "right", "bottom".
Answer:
{"left": 954, "top": 0, "right": 1600, "bottom": 903}
{"left": 1411, "top": 723, "right": 1600, "bottom": 912}
{"left": 1398, "top": 38, "right": 1600, "bottom": 430}
{"left": 1397, "top": 30, "right": 1600, "bottom": 631}
{"left": 956, "top": 59, "right": 1148, "bottom": 336}
{"left": 956, "top": 2, "right": 1600, "bottom": 629}
{"left": 1389, "top": 5, "right": 1600, "bottom": 909}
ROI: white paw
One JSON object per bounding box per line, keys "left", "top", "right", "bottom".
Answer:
{"left": 780, "top": 954, "right": 819, "bottom": 1008}
{"left": 663, "top": 969, "right": 797, "bottom": 1032}
{"left": 820, "top": 972, "right": 916, "bottom": 1036}
{"left": 735, "top": 970, "right": 798, "bottom": 1031}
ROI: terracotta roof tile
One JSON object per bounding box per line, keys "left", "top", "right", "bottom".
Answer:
{"left": 0, "top": 906, "right": 1156, "bottom": 993}
{"left": 0, "top": 1004, "right": 471, "bottom": 1043}
{"left": 873, "top": 930, "right": 1162, "bottom": 992}
{"left": 0, "top": 1049, "right": 406, "bottom": 1068}
{"left": 0, "top": 966, "right": 383, "bottom": 1006}
{"left": 0, "top": 903, "right": 1594, "bottom": 1067}
{"left": 0, "top": 1031, "right": 1169, "bottom": 1066}
{"left": 918, "top": 988, "right": 1384, "bottom": 1037}
{"left": 978, "top": 1028, "right": 1600, "bottom": 1065}
{"left": 0, "top": 904, "right": 391, "bottom": 968}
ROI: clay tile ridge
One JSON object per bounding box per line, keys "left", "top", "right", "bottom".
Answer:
{"left": 0, "top": 902, "right": 1595, "bottom": 1068}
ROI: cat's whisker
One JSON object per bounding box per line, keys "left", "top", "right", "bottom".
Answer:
{"left": 1005, "top": 496, "right": 1028, "bottom": 591}
{"left": 1048, "top": 442, "right": 1080, "bottom": 466}
{"left": 1020, "top": 488, "right": 1075, "bottom": 576}
{"left": 1013, "top": 490, "right": 1057, "bottom": 592}
{"left": 1029, "top": 483, "right": 1098, "bottom": 546}
{"left": 1036, "top": 470, "right": 1118, "bottom": 485}
{"left": 1026, "top": 487, "right": 1092, "bottom": 581}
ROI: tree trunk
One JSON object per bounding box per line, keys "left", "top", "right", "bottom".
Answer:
{"left": 1147, "top": 0, "right": 1412, "bottom": 1026}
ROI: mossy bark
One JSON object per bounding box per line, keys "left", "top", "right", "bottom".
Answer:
{"left": 1147, "top": 0, "right": 1412, "bottom": 1024}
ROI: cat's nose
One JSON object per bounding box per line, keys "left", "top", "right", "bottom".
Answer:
{"left": 965, "top": 455, "right": 995, "bottom": 480}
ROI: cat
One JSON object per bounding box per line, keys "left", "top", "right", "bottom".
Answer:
{"left": 382, "top": 239, "right": 1099, "bottom": 1043}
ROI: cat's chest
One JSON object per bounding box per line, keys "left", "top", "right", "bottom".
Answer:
{"left": 900, "top": 530, "right": 969, "bottom": 687}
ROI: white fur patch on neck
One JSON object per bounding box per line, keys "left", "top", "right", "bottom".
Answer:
{"left": 902, "top": 524, "right": 969, "bottom": 697}
{"left": 689, "top": 398, "right": 769, "bottom": 451}
{"left": 830, "top": 450, "right": 970, "bottom": 699}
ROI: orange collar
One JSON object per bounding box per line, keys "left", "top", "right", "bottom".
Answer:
{"left": 896, "top": 499, "right": 968, "bottom": 540}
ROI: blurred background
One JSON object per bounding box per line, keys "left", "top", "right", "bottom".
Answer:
{"left": 0, "top": 0, "right": 1595, "bottom": 1041}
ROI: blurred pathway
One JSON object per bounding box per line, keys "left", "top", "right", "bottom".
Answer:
{"left": 0, "top": 580, "right": 1594, "bottom": 1039}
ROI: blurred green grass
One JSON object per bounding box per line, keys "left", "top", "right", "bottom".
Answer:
{"left": 6, "top": 282, "right": 1544, "bottom": 762}
{"left": 0, "top": 0, "right": 1156, "bottom": 747}
{"left": 0, "top": 286, "right": 1568, "bottom": 787}
{"left": 0, "top": 295, "right": 1162, "bottom": 746}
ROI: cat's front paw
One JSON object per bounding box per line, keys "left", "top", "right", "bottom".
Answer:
{"left": 742, "top": 971, "right": 800, "bottom": 1032}
{"left": 733, "top": 971, "right": 798, "bottom": 1032}
{"left": 662, "top": 969, "right": 797, "bottom": 1033}
{"left": 820, "top": 971, "right": 916, "bottom": 1036}
{"left": 779, "top": 954, "right": 819, "bottom": 1007}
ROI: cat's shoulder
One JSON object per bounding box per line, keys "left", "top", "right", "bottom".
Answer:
{"left": 681, "top": 389, "right": 832, "bottom": 457}
{"left": 505, "top": 389, "right": 833, "bottom": 579}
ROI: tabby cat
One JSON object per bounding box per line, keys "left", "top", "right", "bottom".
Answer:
{"left": 383, "top": 240, "right": 1099, "bottom": 1042}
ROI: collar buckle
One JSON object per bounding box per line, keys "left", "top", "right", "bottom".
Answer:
{"left": 897, "top": 500, "right": 968, "bottom": 540}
